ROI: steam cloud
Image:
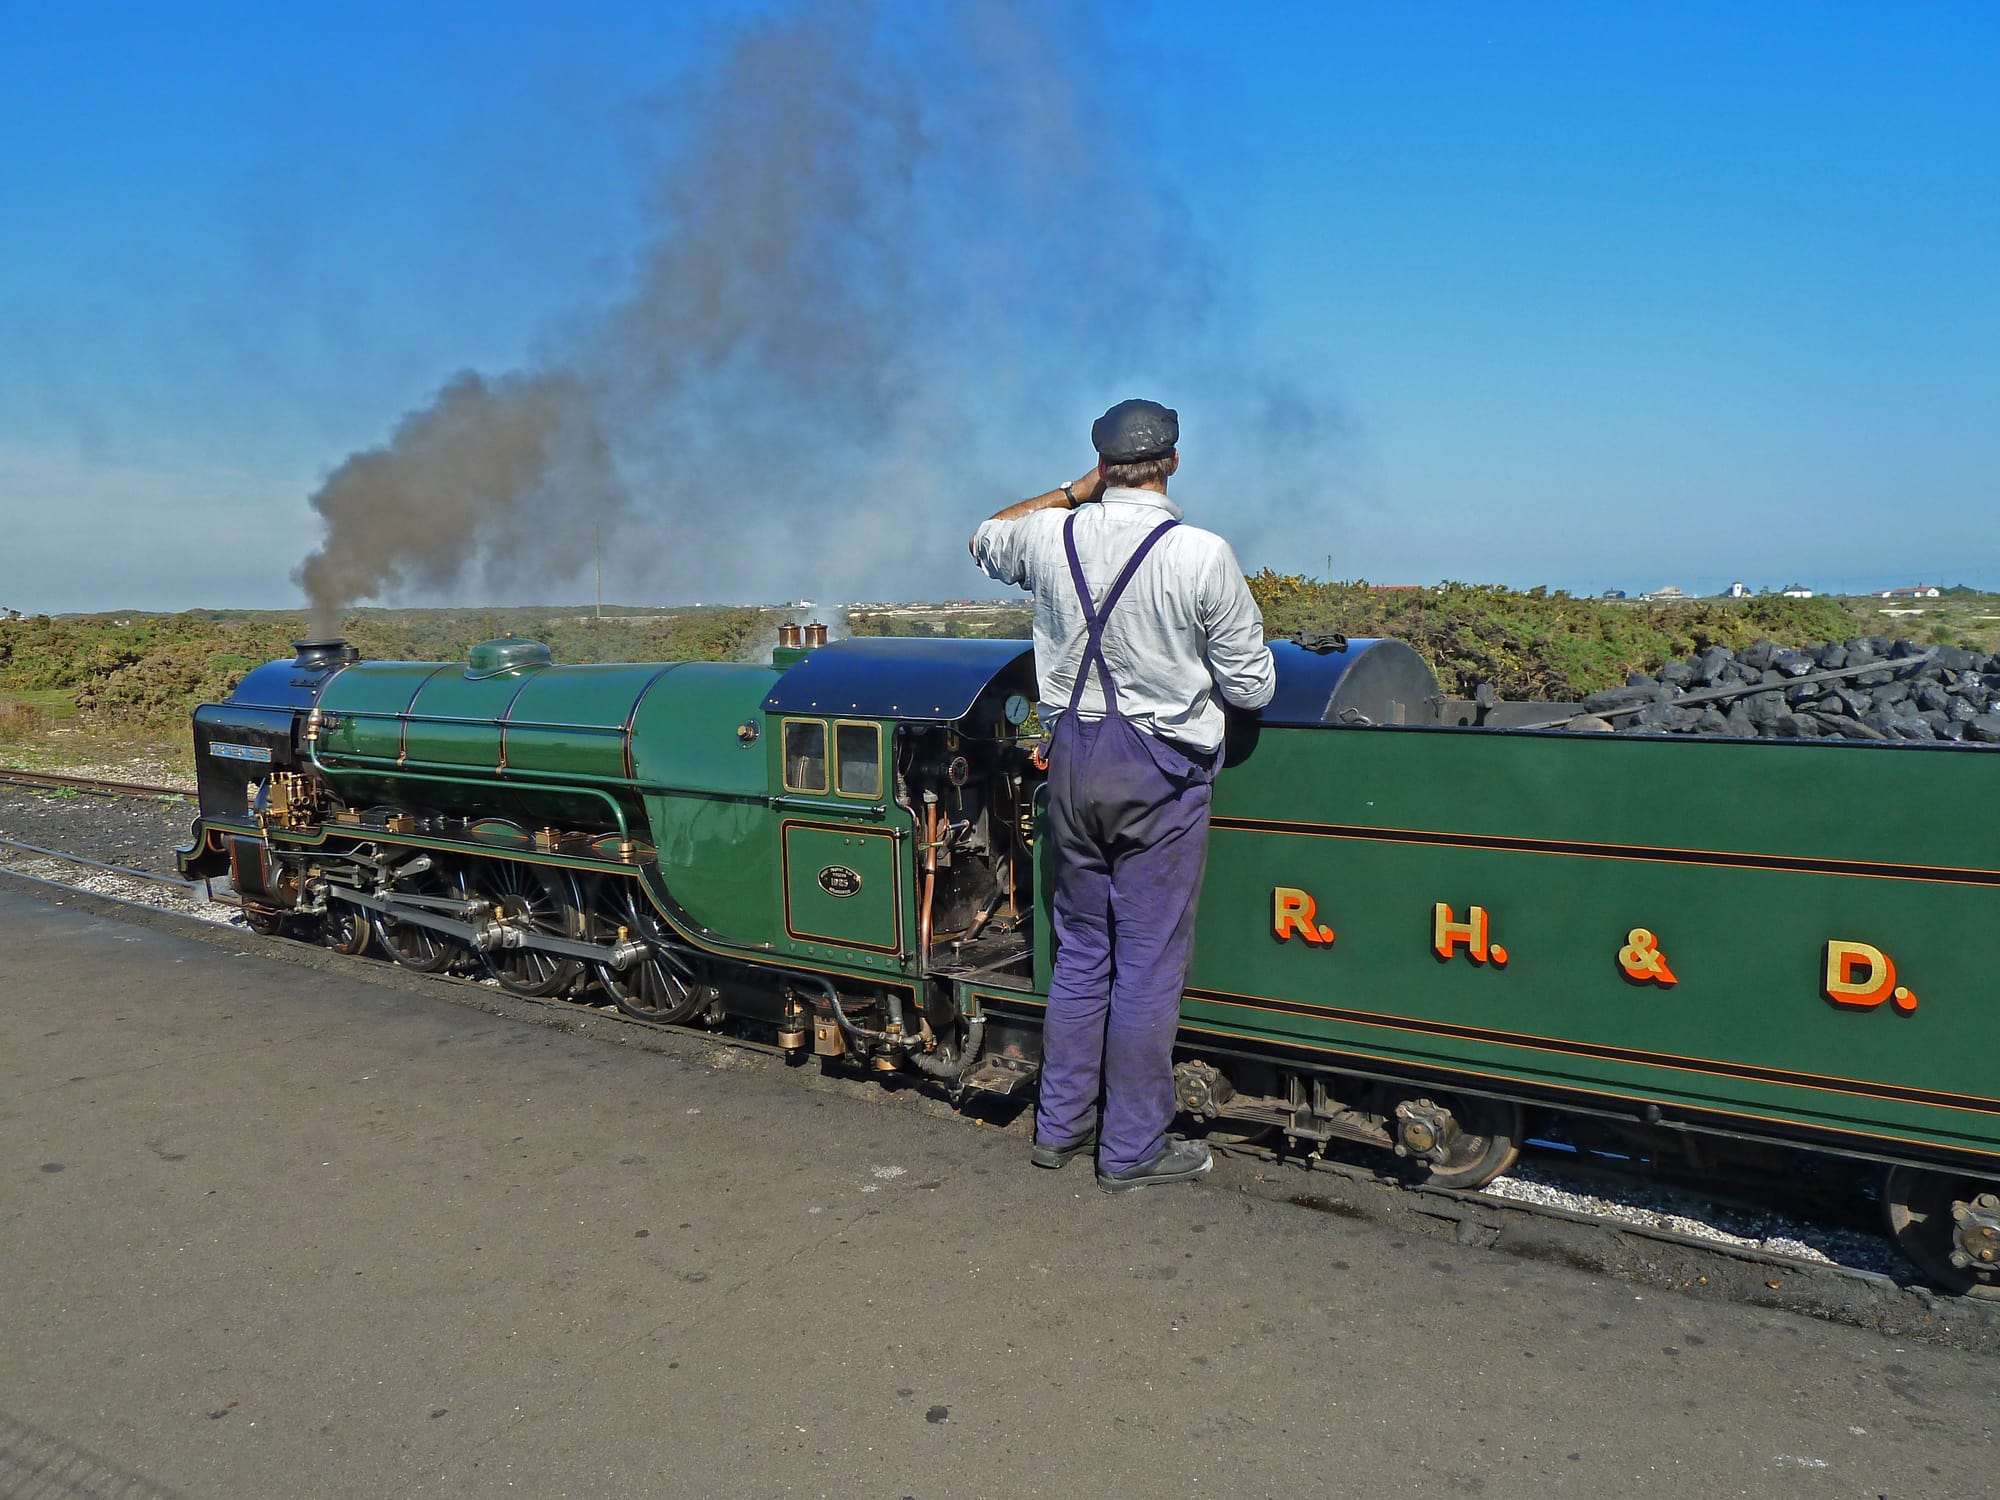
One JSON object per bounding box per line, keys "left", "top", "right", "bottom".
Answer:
{"left": 295, "top": 0, "right": 1338, "bottom": 630}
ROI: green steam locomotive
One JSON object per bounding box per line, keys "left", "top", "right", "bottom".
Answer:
{"left": 178, "top": 628, "right": 2000, "bottom": 1295}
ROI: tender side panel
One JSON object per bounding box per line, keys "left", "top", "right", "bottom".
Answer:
{"left": 1189, "top": 725, "right": 2000, "bottom": 1163}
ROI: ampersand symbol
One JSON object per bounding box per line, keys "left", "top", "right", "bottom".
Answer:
{"left": 1619, "top": 927, "right": 1678, "bottom": 986}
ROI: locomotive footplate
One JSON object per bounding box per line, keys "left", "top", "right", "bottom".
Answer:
{"left": 959, "top": 1055, "right": 1040, "bottom": 1096}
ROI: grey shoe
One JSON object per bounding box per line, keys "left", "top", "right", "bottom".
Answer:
{"left": 1095, "top": 1135, "right": 1212, "bottom": 1194}
{"left": 1031, "top": 1127, "right": 1098, "bottom": 1170}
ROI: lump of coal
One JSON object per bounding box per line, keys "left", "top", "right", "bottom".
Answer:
{"left": 1691, "top": 646, "right": 1733, "bottom": 685}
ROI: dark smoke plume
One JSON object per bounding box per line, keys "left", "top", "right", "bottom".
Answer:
{"left": 298, "top": 371, "right": 612, "bottom": 632}
{"left": 295, "top": 0, "right": 1333, "bottom": 622}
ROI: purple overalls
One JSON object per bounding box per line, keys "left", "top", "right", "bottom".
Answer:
{"left": 1036, "top": 511, "right": 1218, "bottom": 1171}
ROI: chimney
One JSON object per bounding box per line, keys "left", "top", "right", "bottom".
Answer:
{"left": 293, "top": 638, "right": 360, "bottom": 671}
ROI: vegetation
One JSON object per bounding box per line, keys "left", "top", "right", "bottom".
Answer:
{"left": 845, "top": 605, "right": 1033, "bottom": 639}
{"left": 5, "top": 588, "right": 1998, "bottom": 770}
{"left": 0, "top": 606, "right": 773, "bottom": 763}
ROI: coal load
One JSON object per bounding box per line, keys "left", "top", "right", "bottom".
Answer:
{"left": 1575, "top": 639, "right": 2000, "bottom": 745}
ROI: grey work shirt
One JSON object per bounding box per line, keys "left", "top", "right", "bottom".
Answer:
{"left": 972, "top": 487, "right": 1276, "bottom": 753}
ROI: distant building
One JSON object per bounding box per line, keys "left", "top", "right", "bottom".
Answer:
{"left": 1875, "top": 584, "right": 1941, "bottom": 599}
{"left": 1639, "top": 585, "right": 1688, "bottom": 601}
{"left": 1781, "top": 584, "right": 1814, "bottom": 598}
{"left": 1725, "top": 581, "right": 1749, "bottom": 599}
{"left": 1601, "top": 589, "right": 1627, "bottom": 600}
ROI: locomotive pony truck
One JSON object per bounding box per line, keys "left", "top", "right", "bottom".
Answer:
{"left": 179, "top": 625, "right": 2000, "bottom": 1294}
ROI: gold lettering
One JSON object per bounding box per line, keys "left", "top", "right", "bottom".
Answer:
{"left": 1824, "top": 940, "right": 1916, "bottom": 1013}
{"left": 1433, "top": 903, "right": 1504, "bottom": 965}
{"left": 1273, "top": 887, "right": 1334, "bottom": 946}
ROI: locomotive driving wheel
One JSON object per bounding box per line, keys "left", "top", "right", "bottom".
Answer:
{"left": 591, "top": 880, "right": 704, "bottom": 1024}
{"left": 467, "top": 858, "right": 585, "bottom": 997}
{"left": 321, "top": 899, "right": 372, "bottom": 957}
{"left": 373, "top": 858, "right": 467, "bottom": 973}
{"left": 1883, "top": 1166, "right": 2000, "bottom": 1299}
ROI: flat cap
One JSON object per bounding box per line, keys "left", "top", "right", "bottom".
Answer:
{"left": 1090, "top": 398, "right": 1178, "bottom": 464}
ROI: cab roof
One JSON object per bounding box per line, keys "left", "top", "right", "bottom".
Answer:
{"left": 762, "top": 637, "right": 1034, "bottom": 721}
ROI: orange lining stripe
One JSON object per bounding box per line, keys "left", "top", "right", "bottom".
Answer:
{"left": 1210, "top": 814, "right": 2000, "bottom": 888}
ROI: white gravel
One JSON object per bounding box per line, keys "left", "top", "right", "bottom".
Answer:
{"left": 1484, "top": 1158, "right": 1901, "bottom": 1276}
{"left": 0, "top": 856, "right": 240, "bottom": 926}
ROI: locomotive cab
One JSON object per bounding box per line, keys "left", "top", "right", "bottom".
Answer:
{"left": 757, "top": 636, "right": 1044, "bottom": 988}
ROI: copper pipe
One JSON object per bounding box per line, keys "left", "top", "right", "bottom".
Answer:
{"left": 918, "top": 797, "right": 938, "bottom": 962}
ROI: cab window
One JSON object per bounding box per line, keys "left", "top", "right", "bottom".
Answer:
{"left": 835, "top": 721, "right": 881, "bottom": 798}
{"left": 783, "top": 719, "right": 827, "bottom": 793}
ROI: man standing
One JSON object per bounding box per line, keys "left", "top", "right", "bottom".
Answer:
{"left": 970, "top": 399, "right": 1276, "bottom": 1192}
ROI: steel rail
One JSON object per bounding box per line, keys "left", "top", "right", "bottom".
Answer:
{"left": 0, "top": 836, "right": 206, "bottom": 890}
{"left": 0, "top": 767, "right": 192, "bottom": 799}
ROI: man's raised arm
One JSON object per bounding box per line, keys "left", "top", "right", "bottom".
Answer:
{"left": 967, "top": 464, "right": 1107, "bottom": 557}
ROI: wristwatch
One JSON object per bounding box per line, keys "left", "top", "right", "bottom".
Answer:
{"left": 1060, "top": 481, "right": 1079, "bottom": 506}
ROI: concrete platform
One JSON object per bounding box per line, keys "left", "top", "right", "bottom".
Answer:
{"left": 1, "top": 885, "right": 1993, "bottom": 1498}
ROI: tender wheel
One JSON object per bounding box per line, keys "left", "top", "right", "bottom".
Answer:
{"left": 373, "top": 858, "right": 467, "bottom": 973}
{"left": 322, "top": 900, "right": 373, "bottom": 957}
{"left": 1395, "top": 1093, "right": 1523, "bottom": 1190}
{"left": 468, "top": 859, "right": 585, "bottom": 997}
{"left": 1883, "top": 1165, "right": 2000, "bottom": 1299}
{"left": 592, "top": 881, "right": 704, "bottom": 1024}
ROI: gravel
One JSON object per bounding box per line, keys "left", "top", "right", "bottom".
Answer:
{"left": 1485, "top": 1158, "right": 1902, "bottom": 1277}
{"left": 0, "top": 744, "right": 194, "bottom": 789}
{"left": 0, "top": 788, "right": 198, "bottom": 877}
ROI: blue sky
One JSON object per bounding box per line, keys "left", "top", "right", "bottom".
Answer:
{"left": 1, "top": 1, "right": 1994, "bottom": 613}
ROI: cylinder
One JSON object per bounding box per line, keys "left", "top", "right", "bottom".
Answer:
{"left": 778, "top": 623, "right": 803, "bottom": 649}
{"left": 802, "top": 622, "right": 829, "bottom": 649}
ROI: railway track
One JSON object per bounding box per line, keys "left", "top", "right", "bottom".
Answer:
{"left": 0, "top": 836, "right": 206, "bottom": 891}
{"left": 0, "top": 767, "right": 192, "bottom": 799}
{"left": 0, "top": 835, "right": 1959, "bottom": 1314}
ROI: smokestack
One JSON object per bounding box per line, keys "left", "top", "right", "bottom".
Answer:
{"left": 292, "top": 637, "right": 359, "bottom": 671}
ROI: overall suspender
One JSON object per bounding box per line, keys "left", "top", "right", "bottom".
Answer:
{"left": 1061, "top": 511, "right": 1179, "bottom": 720}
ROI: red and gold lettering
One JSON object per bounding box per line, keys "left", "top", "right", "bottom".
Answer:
{"left": 1433, "top": 903, "right": 1504, "bottom": 965}
{"left": 1618, "top": 928, "right": 1677, "bottom": 986}
{"left": 1824, "top": 940, "right": 1917, "bottom": 1013}
{"left": 1272, "top": 887, "right": 1334, "bottom": 946}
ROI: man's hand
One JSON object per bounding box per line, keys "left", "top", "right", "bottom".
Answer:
{"left": 969, "top": 462, "right": 1105, "bottom": 554}
{"left": 1067, "top": 464, "right": 1106, "bottom": 506}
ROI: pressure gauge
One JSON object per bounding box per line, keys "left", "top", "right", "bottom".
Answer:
{"left": 1003, "top": 693, "right": 1033, "bottom": 727}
